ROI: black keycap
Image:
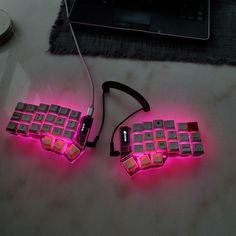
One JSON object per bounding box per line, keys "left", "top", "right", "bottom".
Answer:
{"left": 59, "top": 107, "right": 71, "bottom": 116}
{"left": 187, "top": 122, "right": 199, "bottom": 132}
{"left": 66, "top": 120, "right": 78, "bottom": 130}
{"left": 38, "top": 103, "right": 49, "bottom": 113}
{"left": 52, "top": 127, "right": 63, "bottom": 136}
{"left": 17, "top": 124, "right": 29, "bottom": 135}
{"left": 45, "top": 114, "right": 56, "bottom": 123}
{"left": 34, "top": 113, "right": 45, "bottom": 123}
{"left": 41, "top": 124, "right": 52, "bottom": 133}
{"left": 15, "top": 102, "right": 26, "bottom": 111}
{"left": 69, "top": 111, "right": 81, "bottom": 120}
{"left": 25, "top": 104, "right": 37, "bottom": 113}
{"left": 22, "top": 114, "right": 33, "bottom": 123}
{"left": 29, "top": 123, "right": 41, "bottom": 134}
{"left": 63, "top": 130, "right": 75, "bottom": 140}
{"left": 11, "top": 112, "right": 22, "bottom": 121}
{"left": 6, "top": 122, "right": 18, "bottom": 133}
{"left": 55, "top": 117, "right": 66, "bottom": 126}
{"left": 49, "top": 104, "right": 60, "bottom": 114}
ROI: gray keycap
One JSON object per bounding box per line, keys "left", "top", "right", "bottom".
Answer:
{"left": 180, "top": 144, "right": 191, "bottom": 155}
{"left": 133, "top": 134, "right": 143, "bottom": 142}
{"left": 191, "top": 132, "right": 201, "bottom": 142}
{"left": 153, "top": 120, "right": 164, "bottom": 129}
{"left": 143, "top": 122, "right": 152, "bottom": 130}
{"left": 66, "top": 120, "right": 78, "bottom": 130}
{"left": 164, "top": 120, "right": 175, "bottom": 129}
{"left": 29, "top": 123, "right": 41, "bottom": 134}
{"left": 59, "top": 107, "right": 71, "bottom": 116}
{"left": 178, "top": 123, "right": 188, "bottom": 131}
{"left": 69, "top": 111, "right": 81, "bottom": 120}
{"left": 63, "top": 130, "right": 75, "bottom": 140}
{"left": 145, "top": 142, "right": 155, "bottom": 151}
{"left": 11, "top": 112, "right": 22, "bottom": 121}
{"left": 55, "top": 117, "right": 66, "bottom": 126}
{"left": 157, "top": 141, "right": 167, "bottom": 150}
{"left": 168, "top": 142, "right": 179, "bottom": 152}
{"left": 192, "top": 143, "right": 204, "bottom": 156}
{"left": 49, "top": 104, "right": 60, "bottom": 114}
{"left": 41, "top": 124, "right": 52, "bottom": 133}
{"left": 25, "top": 104, "right": 37, "bottom": 113}
{"left": 38, "top": 103, "right": 49, "bottom": 113}
{"left": 17, "top": 124, "right": 29, "bottom": 135}
{"left": 6, "top": 122, "right": 18, "bottom": 133}
{"left": 155, "top": 130, "right": 165, "bottom": 139}
{"left": 15, "top": 102, "right": 26, "bottom": 111}
{"left": 22, "top": 114, "right": 33, "bottom": 123}
{"left": 144, "top": 132, "right": 154, "bottom": 140}
{"left": 133, "top": 123, "right": 143, "bottom": 132}
{"left": 34, "top": 113, "right": 45, "bottom": 123}
{"left": 179, "top": 133, "right": 189, "bottom": 142}
{"left": 133, "top": 144, "right": 143, "bottom": 153}
{"left": 167, "top": 131, "right": 177, "bottom": 140}
{"left": 45, "top": 114, "right": 56, "bottom": 123}
{"left": 52, "top": 127, "right": 63, "bottom": 136}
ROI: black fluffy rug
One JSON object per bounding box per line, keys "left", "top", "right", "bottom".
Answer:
{"left": 49, "top": 0, "right": 236, "bottom": 65}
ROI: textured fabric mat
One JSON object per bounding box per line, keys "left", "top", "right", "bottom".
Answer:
{"left": 49, "top": 0, "right": 236, "bottom": 65}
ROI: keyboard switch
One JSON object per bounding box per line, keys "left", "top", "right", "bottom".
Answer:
{"left": 157, "top": 141, "right": 167, "bottom": 150}
{"left": 192, "top": 143, "right": 204, "bottom": 156}
{"left": 180, "top": 144, "right": 191, "bottom": 155}
{"left": 143, "top": 121, "right": 152, "bottom": 130}
{"left": 133, "top": 133, "right": 143, "bottom": 143}
{"left": 191, "top": 132, "right": 201, "bottom": 142}
{"left": 153, "top": 120, "right": 163, "bottom": 129}
{"left": 133, "top": 123, "right": 143, "bottom": 132}
{"left": 164, "top": 120, "right": 175, "bottom": 129}
{"left": 144, "top": 132, "right": 153, "bottom": 140}
{"left": 179, "top": 133, "right": 189, "bottom": 142}
{"left": 145, "top": 142, "right": 155, "bottom": 151}
{"left": 155, "top": 130, "right": 165, "bottom": 139}
{"left": 133, "top": 144, "right": 143, "bottom": 153}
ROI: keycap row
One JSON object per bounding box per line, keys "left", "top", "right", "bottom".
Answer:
{"left": 10, "top": 112, "right": 80, "bottom": 130}
{"left": 7, "top": 121, "right": 77, "bottom": 141}
{"left": 122, "top": 153, "right": 167, "bottom": 176}
{"left": 133, "top": 141, "right": 204, "bottom": 156}
{"left": 14, "top": 102, "right": 81, "bottom": 119}
{"left": 41, "top": 135, "right": 82, "bottom": 162}
{"left": 132, "top": 120, "right": 199, "bottom": 132}
{"left": 132, "top": 131, "right": 201, "bottom": 142}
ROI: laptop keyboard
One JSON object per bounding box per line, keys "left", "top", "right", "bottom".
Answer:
{"left": 119, "top": 119, "right": 204, "bottom": 176}
{"left": 6, "top": 102, "right": 88, "bottom": 162}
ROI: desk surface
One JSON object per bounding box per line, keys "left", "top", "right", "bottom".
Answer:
{"left": 1, "top": 1, "right": 236, "bottom": 235}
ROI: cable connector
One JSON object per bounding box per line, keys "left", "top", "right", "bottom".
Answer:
{"left": 87, "top": 107, "right": 94, "bottom": 117}
{"left": 86, "top": 135, "right": 100, "bottom": 148}
{"left": 110, "top": 142, "right": 120, "bottom": 157}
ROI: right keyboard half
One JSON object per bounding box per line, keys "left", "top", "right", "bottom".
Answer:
{"left": 119, "top": 119, "right": 204, "bottom": 176}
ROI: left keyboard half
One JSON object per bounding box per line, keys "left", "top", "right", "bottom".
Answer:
{"left": 6, "top": 102, "right": 90, "bottom": 163}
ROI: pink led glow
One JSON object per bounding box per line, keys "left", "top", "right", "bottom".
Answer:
{"left": 120, "top": 116, "right": 204, "bottom": 177}
{"left": 6, "top": 100, "right": 90, "bottom": 164}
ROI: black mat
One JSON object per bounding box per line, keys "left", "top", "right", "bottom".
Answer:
{"left": 49, "top": 0, "right": 236, "bottom": 65}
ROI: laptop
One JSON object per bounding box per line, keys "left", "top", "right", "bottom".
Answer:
{"left": 69, "top": 0, "right": 210, "bottom": 40}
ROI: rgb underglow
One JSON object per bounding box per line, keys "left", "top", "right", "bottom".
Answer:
{"left": 120, "top": 119, "right": 204, "bottom": 176}
{"left": 6, "top": 102, "right": 90, "bottom": 163}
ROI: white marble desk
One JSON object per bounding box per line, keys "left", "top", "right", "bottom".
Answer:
{"left": 1, "top": 0, "right": 236, "bottom": 235}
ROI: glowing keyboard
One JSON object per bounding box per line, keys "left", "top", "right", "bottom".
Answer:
{"left": 6, "top": 102, "right": 93, "bottom": 163}
{"left": 119, "top": 120, "right": 204, "bottom": 176}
